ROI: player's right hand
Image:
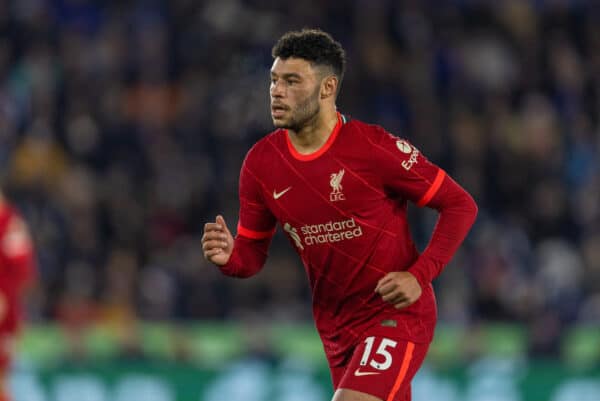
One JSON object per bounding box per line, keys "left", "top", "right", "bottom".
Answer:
{"left": 202, "top": 215, "right": 234, "bottom": 266}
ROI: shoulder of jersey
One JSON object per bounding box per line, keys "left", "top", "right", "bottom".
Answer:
{"left": 243, "top": 129, "right": 286, "bottom": 166}
{"left": 344, "top": 119, "right": 391, "bottom": 141}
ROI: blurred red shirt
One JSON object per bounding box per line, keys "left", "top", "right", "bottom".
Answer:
{"left": 0, "top": 201, "right": 36, "bottom": 337}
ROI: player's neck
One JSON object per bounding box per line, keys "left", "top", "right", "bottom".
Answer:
{"left": 287, "top": 108, "right": 338, "bottom": 155}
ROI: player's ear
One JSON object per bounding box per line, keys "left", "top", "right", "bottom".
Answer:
{"left": 321, "top": 75, "right": 338, "bottom": 99}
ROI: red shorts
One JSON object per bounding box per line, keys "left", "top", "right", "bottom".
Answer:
{"left": 330, "top": 325, "right": 430, "bottom": 401}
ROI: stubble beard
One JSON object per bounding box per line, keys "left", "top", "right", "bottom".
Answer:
{"left": 273, "top": 87, "right": 321, "bottom": 132}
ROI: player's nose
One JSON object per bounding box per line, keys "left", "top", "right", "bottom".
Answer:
{"left": 270, "top": 81, "right": 285, "bottom": 98}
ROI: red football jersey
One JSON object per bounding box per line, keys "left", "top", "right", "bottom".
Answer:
{"left": 0, "top": 202, "right": 35, "bottom": 336}
{"left": 234, "top": 113, "right": 470, "bottom": 366}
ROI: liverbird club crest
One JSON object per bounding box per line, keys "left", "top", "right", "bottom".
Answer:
{"left": 329, "top": 169, "right": 345, "bottom": 202}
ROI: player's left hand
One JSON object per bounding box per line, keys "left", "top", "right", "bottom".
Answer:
{"left": 375, "top": 271, "right": 422, "bottom": 309}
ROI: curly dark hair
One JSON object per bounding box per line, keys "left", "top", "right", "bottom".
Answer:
{"left": 272, "top": 28, "right": 346, "bottom": 85}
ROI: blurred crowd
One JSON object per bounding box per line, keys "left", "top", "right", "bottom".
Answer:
{"left": 1, "top": 0, "right": 599, "bottom": 358}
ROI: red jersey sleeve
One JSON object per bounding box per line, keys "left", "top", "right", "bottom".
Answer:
{"left": 368, "top": 126, "right": 478, "bottom": 285}
{"left": 237, "top": 154, "right": 277, "bottom": 239}
{"left": 407, "top": 175, "right": 478, "bottom": 285}
{"left": 369, "top": 127, "right": 446, "bottom": 207}
{"left": 219, "top": 152, "right": 277, "bottom": 278}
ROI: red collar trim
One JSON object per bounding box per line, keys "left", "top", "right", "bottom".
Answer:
{"left": 286, "top": 112, "right": 342, "bottom": 161}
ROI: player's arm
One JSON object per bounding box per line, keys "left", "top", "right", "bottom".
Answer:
{"left": 370, "top": 129, "right": 477, "bottom": 308}
{"left": 376, "top": 173, "right": 477, "bottom": 309}
{"left": 202, "top": 152, "right": 277, "bottom": 278}
{"left": 202, "top": 215, "right": 274, "bottom": 278}
{"left": 405, "top": 173, "right": 477, "bottom": 287}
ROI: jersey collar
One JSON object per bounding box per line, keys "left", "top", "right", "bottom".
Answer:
{"left": 286, "top": 112, "right": 343, "bottom": 161}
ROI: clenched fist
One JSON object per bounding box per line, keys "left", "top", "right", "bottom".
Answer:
{"left": 201, "top": 215, "right": 234, "bottom": 266}
{"left": 375, "top": 271, "right": 422, "bottom": 309}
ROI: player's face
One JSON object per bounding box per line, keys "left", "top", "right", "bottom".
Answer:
{"left": 270, "top": 57, "right": 322, "bottom": 131}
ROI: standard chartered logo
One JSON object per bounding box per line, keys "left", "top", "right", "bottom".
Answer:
{"left": 284, "top": 218, "right": 363, "bottom": 249}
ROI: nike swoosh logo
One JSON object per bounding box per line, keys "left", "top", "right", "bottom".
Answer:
{"left": 273, "top": 187, "right": 292, "bottom": 200}
{"left": 354, "top": 369, "right": 381, "bottom": 377}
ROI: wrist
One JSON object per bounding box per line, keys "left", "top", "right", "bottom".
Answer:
{"left": 407, "top": 263, "right": 430, "bottom": 289}
{"left": 217, "top": 251, "right": 238, "bottom": 274}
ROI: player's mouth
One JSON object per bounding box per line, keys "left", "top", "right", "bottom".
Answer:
{"left": 271, "top": 104, "right": 289, "bottom": 118}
